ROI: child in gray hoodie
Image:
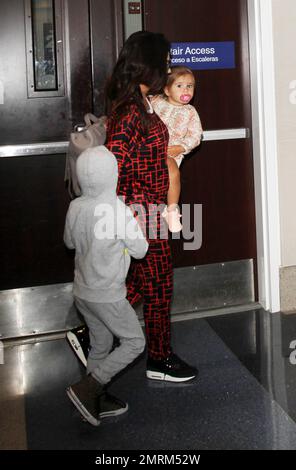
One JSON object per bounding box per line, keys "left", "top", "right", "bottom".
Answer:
{"left": 64, "top": 145, "right": 148, "bottom": 426}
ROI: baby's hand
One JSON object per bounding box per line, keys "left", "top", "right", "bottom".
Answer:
{"left": 168, "top": 145, "right": 185, "bottom": 158}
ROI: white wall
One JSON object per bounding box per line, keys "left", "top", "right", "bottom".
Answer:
{"left": 272, "top": 0, "right": 296, "bottom": 267}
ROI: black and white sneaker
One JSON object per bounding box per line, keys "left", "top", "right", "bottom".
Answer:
{"left": 99, "top": 392, "right": 128, "bottom": 418}
{"left": 66, "top": 325, "right": 90, "bottom": 367}
{"left": 67, "top": 374, "right": 103, "bottom": 426}
{"left": 146, "top": 353, "right": 198, "bottom": 383}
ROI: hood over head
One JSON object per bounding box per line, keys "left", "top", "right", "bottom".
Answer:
{"left": 76, "top": 146, "right": 118, "bottom": 198}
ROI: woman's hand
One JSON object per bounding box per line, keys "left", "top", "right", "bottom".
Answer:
{"left": 168, "top": 145, "right": 185, "bottom": 158}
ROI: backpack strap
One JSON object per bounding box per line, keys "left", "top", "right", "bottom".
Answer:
{"left": 84, "top": 113, "right": 100, "bottom": 126}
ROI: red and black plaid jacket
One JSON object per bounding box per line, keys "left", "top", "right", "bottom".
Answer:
{"left": 106, "top": 103, "right": 169, "bottom": 239}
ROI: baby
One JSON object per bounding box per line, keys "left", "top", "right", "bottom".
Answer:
{"left": 151, "top": 66, "right": 203, "bottom": 232}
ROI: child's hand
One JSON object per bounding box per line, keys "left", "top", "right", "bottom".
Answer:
{"left": 168, "top": 145, "right": 185, "bottom": 158}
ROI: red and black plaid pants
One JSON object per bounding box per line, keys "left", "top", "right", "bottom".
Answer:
{"left": 127, "top": 238, "right": 173, "bottom": 360}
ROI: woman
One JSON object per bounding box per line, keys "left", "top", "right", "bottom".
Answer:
{"left": 68, "top": 31, "right": 198, "bottom": 383}
{"left": 105, "top": 31, "right": 197, "bottom": 383}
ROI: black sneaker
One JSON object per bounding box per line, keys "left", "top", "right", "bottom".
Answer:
{"left": 67, "top": 325, "right": 90, "bottom": 367}
{"left": 66, "top": 374, "right": 103, "bottom": 426}
{"left": 146, "top": 353, "right": 198, "bottom": 383}
{"left": 99, "top": 392, "right": 128, "bottom": 418}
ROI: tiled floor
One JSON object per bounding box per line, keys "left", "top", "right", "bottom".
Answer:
{"left": 1, "top": 309, "right": 296, "bottom": 450}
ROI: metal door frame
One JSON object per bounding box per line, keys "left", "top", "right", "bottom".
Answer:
{"left": 247, "top": 0, "right": 281, "bottom": 313}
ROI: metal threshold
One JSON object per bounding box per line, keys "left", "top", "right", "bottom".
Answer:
{"left": 3, "top": 302, "right": 262, "bottom": 347}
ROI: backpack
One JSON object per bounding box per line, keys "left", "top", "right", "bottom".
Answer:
{"left": 65, "top": 113, "right": 107, "bottom": 198}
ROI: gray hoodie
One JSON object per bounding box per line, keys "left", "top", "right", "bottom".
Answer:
{"left": 64, "top": 146, "right": 148, "bottom": 303}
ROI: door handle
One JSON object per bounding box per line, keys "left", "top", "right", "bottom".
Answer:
{"left": 0, "top": 128, "right": 249, "bottom": 157}
{"left": 203, "top": 128, "right": 249, "bottom": 141}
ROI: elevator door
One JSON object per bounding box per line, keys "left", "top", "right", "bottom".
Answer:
{"left": 0, "top": 0, "right": 122, "bottom": 290}
{"left": 143, "top": 0, "right": 257, "bottom": 297}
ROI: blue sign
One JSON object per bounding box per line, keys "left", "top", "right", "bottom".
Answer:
{"left": 170, "top": 42, "right": 235, "bottom": 70}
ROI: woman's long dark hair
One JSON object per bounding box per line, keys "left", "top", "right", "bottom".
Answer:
{"left": 107, "top": 31, "right": 170, "bottom": 132}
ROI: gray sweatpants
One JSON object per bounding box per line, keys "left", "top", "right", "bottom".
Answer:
{"left": 74, "top": 297, "right": 145, "bottom": 385}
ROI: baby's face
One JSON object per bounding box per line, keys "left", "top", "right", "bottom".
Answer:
{"left": 165, "top": 74, "right": 195, "bottom": 106}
